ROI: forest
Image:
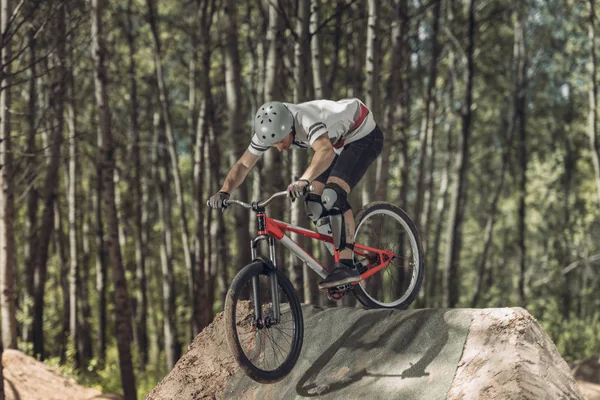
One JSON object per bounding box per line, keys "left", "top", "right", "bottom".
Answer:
{"left": 0, "top": 0, "right": 599, "bottom": 398}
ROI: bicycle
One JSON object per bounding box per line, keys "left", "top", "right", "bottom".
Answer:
{"left": 207, "top": 187, "right": 424, "bottom": 383}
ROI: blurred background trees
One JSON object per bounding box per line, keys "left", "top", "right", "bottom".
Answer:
{"left": 0, "top": 0, "right": 599, "bottom": 397}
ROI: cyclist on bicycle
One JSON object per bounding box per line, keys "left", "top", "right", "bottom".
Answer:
{"left": 208, "top": 98, "right": 383, "bottom": 289}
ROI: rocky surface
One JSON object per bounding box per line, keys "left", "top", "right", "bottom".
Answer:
{"left": 147, "top": 306, "right": 585, "bottom": 400}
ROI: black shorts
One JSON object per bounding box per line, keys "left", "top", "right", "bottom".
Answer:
{"left": 314, "top": 125, "right": 384, "bottom": 189}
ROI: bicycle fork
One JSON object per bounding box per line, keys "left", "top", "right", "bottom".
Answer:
{"left": 250, "top": 235, "right": 281, "bottom": 326}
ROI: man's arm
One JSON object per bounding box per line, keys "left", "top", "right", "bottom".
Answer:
{"left": 300, "top": 136, "right": 336, "bottom": 182}
{"left": 220, "top": 150, "right": 260, "bottom": 193}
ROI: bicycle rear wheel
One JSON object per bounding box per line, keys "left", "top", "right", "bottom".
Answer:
{"left": 352, "top": 201, "right": 424, "bottom": 309}
{"left": 224, "top": 261, "right": 303, "bottom": 383}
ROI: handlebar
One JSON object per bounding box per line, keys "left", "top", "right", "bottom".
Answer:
{"left": 206, "top": 185, "right": 314, "bottom": 210}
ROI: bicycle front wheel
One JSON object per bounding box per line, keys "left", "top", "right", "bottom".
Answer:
{"left": 224, "top": 261, "right": 303, "bottom": 383}
{"left": 353, "top": 201, "right": 424, "bottom": 309}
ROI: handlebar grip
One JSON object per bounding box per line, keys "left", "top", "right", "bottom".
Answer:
{"left": 205, "top": 199, "right": 229, "bottom": 209}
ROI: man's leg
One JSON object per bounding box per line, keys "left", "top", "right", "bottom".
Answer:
{"left": 316, "top": 127, "right": 384, "bottom": 289}
{"left": 327, "top": 177, "right": 354, "bottom": 260}
{"left": 317, "top": 176, "right": 362, "bottom": 289}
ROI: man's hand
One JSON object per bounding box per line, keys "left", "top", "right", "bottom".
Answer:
{"left": 287, "top": 179, "right": 310, "bottom": 201}
{"left": 208, "top": 191, "right": 230, "bottom": 209}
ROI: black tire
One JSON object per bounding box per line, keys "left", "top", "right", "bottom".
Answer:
{"left": 352, "top": 201, "right": 424, "bottom": 310}
{"left": 224, "top": 261, "right": 304, "bottom": 383}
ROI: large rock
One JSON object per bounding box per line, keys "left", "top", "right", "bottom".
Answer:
{"left": 147, "top": 306, "right": 584, "bottom": 400}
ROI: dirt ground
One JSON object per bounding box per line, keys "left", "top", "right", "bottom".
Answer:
{"left": 145, "top": 305, "right": 243, "bottom": 400}
{"left": 147, "top": 305, "right": 594, "bottom": 400}
{"left": 447, "top": 308, "right": 585, "bottom": 400}
{"left": 2, "top": 349, "right": 120, "bottom": 400}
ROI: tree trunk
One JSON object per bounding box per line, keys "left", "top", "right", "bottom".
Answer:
{"left": 23, "top": 20, "right": 38, "bottom": 347}
{"left": 326, "top": 0, "right": 344, "bottom": 98}
{"left": 394, "top": 0, "right": 411, "bottom": 301}
{"left": 152, "top": 109, "right": 180, "bottom": 370}
{"left": 224, "top": 0, "right": 252, "bottom": 276}
{"left": 66, "top": 6, "right": 82, "bottom": 368}
{"left": 54, "top": 201, "right": 70, "bottom": 364}
{"left": 146, "top": 0, "right": 196, "bottom": 336}
{"left": 377, "top": 0, "right": 404, "bottom": 204}
{"left": 80, "top": 192, "right": 93, "bottom": 362}
{"left": 443, "top": 0, "right": 475, "bottom": 308}
{"left": 589, "top": 0, "right": 600, "bottom": 202}
{"left": 515, "top": 9, "right": 528, "bottom": 304}
{"left": 126, "top": 0, "right": 148, "bottom": 366}
{"left": 428, "top": 112, "right": 452, "bottom": 307}
{"left": 362, "top": 0, "right": 380, "bottom": 205}
{"left": 311, "top": 0, "right": 325, "bottom": 99}
{"left": 0, "top": 0, "right": 17, "bottom": 352}
{"left": 471, "top": 111, "right": 514, "bottom": 307}
{"left": 94, "top": 164, "right": 107, "bottom": 363}
{"left": 33, "top": 3, "right": 66, "bottom": 357}
{"left": 415, "top": 0, "right": 442, "bottom": 233}
{"left": 262, "top": 0, "right": 285, "bottom": 268}
{"left": 91, "top": 0, "right": 137, "bottom": 397}
{"left": 194, "top": 0, "right": 214, "bottom": 333}
{"left": 289, "top": 0, "right": 312, "bottom": 301}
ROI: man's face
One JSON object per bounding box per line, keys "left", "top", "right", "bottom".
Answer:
{"left": 272, "top": 133, "right": 293, "bottom": 152}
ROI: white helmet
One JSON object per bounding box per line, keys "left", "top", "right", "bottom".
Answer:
{"left": 253, "top": 101, "right": 294, "bottom": 146}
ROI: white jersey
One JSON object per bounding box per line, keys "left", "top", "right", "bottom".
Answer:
{"left": 247, "top": 98, "right": 377, "bottom": 156}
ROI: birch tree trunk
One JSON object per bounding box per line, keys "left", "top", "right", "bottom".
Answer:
{"left": 0, "top": 0, "right": 17, "bottom": 352}
{"left": 443, "top": 0, "right": 475, "bottom": 308}
{"left": 91, "top": 0, "right": 137, "bottom": 397}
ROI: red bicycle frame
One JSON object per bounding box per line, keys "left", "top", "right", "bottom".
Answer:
{"left": 253, "top": 212, "right": 395, "bottom": 282}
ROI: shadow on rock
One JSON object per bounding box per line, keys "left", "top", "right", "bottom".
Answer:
{"left": 295, "top": 309, "right": 450, "bottom": 397}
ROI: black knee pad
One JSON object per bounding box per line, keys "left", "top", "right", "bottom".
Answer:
{"left": 304, "top": 193, "right": 325, "bottom": 223}
{"left": 321, "top": 183, "right": 351, "bottom": 213}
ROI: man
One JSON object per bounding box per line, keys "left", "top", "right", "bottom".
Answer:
{"left": 208, "top": 98, "right": 383, "bottom": 289}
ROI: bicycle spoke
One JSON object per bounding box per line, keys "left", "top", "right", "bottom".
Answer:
{"left": 354, "top": 207, "right": 421, "bottom": 307}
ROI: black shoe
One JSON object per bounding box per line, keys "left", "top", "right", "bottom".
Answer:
{"left": 318, "top": 262, "right": 361, "bottom": 289}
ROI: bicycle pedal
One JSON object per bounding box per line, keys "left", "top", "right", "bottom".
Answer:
{"left": 332, "top": 283, "right": 353, "bottom": 292}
